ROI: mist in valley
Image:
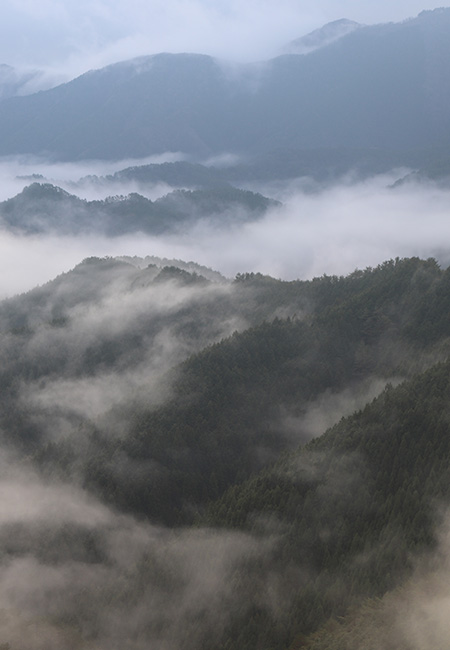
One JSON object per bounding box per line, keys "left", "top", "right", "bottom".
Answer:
{"left": 0, "top": 185, "right": 446, "bottom": 649}
{"left": 0, "top": 451, "right": 284, "bottom": 650}
{"left": 1, "top": 3, "right": 450, "bottom": 648}
{"left": 0, "top": 159, "right": 449, "bottom": 297}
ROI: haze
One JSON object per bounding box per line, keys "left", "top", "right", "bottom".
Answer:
{"left": 1, "top": 0, "right": 449, "bottom": 82}
{"left": 0, "top": 164, "right": 449, "bottom": 298}
{"left": 0, "top": 3, "right": 449, "bottom": 650}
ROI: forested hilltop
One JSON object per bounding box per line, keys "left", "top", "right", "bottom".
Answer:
{"left": 1, "top": 255, "right": 450, "bottom": 648}
{"left": 0, "top": 182, "right": 277, "bottom": 235}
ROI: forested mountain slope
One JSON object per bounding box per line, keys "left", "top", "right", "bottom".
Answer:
{"left": 1, "top": 256, "right": 450, "bottom": 648}
{"left": 1, "top": 256, "right": 449, "bottom": 526}
{"left": 202, "top": 360, "right": 450, "bottom": 649}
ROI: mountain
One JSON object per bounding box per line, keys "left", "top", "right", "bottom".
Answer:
{"left": 0, "top": 53, "right": 232, "bottom": 159}
{"left": 203, "top": 358, "right": 450, "bottom": 649}
{"left": 0, "top": 182, "right": 277, "bottom": 235}
{"left": 0, "top": 10, "right": 450, "bottom": 164}
{"left": 282, "top": 19, "right": 362, "bottom": 55}
{"left": 2, "top": 255, "right": 450, "bottom": 527}
{"left": 117, "top": 254, "right": 227, "bottom": 282}
{"left": 77, "top": 160, "right": 231, "bottom": 191}
{"left": 2, "top": 8, "right": 450, "bottom": 648}
{"left": 73, "top": 154, "right": 416, "bottom": 194}
{"left": 392, "top": 155, "right": 450, "bottom": 188}
{"left": 1, "top": 256, "right": 450, "bottom": 649}
{"left": 0, "top": 63, "right": 45, "bottom": 98}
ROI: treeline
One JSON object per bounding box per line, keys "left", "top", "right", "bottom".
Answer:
{"left": 78, "top": 257, "right": 450, "bottom": 524}
{"left": 0, "top": 182, "right": 277, "bottom": 235}
{"left": 0, "top": 257, "right": 450, "bottom": 647}
{"left": 198, "top": 360, "right": 450, "bottom": 649}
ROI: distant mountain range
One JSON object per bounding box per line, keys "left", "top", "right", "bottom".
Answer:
{"left": 0, "top": 8, "right": 449, "bottom": 170}
{"left": 0, "top": 181, "right": 278, "bottom": 235}
{"left": 282, "top": 18, "right": 362, "bottom": 55}
{"left": 74, "top": 160, "right": 232, "bottom": 191}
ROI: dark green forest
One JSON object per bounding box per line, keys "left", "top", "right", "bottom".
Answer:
{"left": 3, "top": 7, "right": 450, "bottom": 649}
{"left": 0, "top": 255, "right": 450, "bottom": 648}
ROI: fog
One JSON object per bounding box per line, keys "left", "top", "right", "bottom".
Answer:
{"left": 0, "top": 155, "right": 448, "bottom": 648}
{"left": 16, "top": 275, "right": 242, "bottom": 434}
{"left": 392, "top": 516, "right": 450, "bottom": 650}
{"left": 1, "top": 170, "right": 450, "bottom": 298}
{"left": 310, "top": 510, "right": 450, "bottom": 650}
{"left": 0, "top": 452, "right": 282, "bottom": 650}
{"left": 277, "top": 376, "right": 404, "bottom": 444}
{"left": 1, "top": 1, "right": 447, "bottom": 85}
{"left": 0, "top": 152, "right": 186, "bottom": 202}
{"left": 0, "top": 3, "right": 449, "bottom": 646}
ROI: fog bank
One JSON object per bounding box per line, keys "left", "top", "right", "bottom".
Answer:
{"left": 1, "top": 174, "right": 450, "bottom": 297}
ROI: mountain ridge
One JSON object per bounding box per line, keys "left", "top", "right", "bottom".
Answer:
{"left": 0, "top": 10, "right": 449, "bottom": 163}
{"left": 282, "top": 18, "right": 362, "bottom": 55}
{"left": 0, "top": 181, "right": 278, "bottom": 235}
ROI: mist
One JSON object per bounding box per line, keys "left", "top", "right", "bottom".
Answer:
{"left": 1, "top": 171, "right": 450, "bottom": 298}
{"left": 0, "top": 166, "right": 448, "bottom": 647}
{"left": 276, "top": 376, "right": 404, "bottom": 444}
{"left": 391, "top": 514, "right": 450, "bottom": 650}
{"left": 311, "top": 509, "right": 450, "bottom": 650}
{"left": 0, "top": 452, "right": 283, "bottom": 650}
{"left": 0, "top": 153, "right": 187, "bottom": 202}
{"left": 0, "top": 3, "right": 449, "bottom": 647}
{"left": 0, "top": 0, "right": 447, "bottom": 84}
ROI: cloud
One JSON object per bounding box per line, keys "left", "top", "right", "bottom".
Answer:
{"left": 0, "top": 0, "right": 311, "bottom": 71}
{"left": 276, "top": 376, "right": 404, "bottom": 444}
{"left": 123, "top": 173, "right": 450, "bottom": 283}
{"left": 0, "top": 152, "right": 187, "bottom": 201}
{"left": 0, "top": 258, "right": 248, "bottom": 470}
{"left": 1, "top": 0, "right": 447, "bottom": 80}
{"left": 314, "top": 509, "right": 450, "bottom": 650}
{"left": 0, "top": 454, "right": 282, "bottom": 650}
{"left": 17, "top": 277, "right": 241, "bottom": 428}
{"left": 0, "top": 454, "right": 111, "bottom": 526}
{"left": 2, "top": 170, "right": 450, "bottom": 298}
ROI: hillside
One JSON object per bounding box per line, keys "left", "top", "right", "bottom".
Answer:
{"left": 2, "top": 3, "right": 450, "bottom": 649}
{"left": 0, "top": 182, "right": 277, "bottom": 235}
{"left": 201, "top": 360, "right": 450, "bottom": 649}
{"left": 0, "top": 256, "right": 450, "bottom": 648}
{"left": 0, "top": 10, "right": 449, "bottom": 166}
{"left": 282, "top": 19, "right": 362, "bottom": 55}
{"left": 1, "top": 255, "right": 449, "bottom": 528}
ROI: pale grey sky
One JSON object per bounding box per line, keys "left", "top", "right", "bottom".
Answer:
{"left": 1, "top": 1, "right": 448, "bottom": 79}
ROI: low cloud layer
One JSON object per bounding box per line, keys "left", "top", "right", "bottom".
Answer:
{"left": 1, "top": 172, "right": 450, "bottom": 298}
{"left": 0, "top": 153, "right": 186, "bottom": 202}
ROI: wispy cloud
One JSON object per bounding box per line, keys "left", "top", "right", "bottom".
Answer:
{"left": 0, "top": 0, "right": 446, "bottom": 81}
{"left": 0, "top": 452, "right": 281, "bottom": 650}
{"left": 1, "top": 172, "right": 450, "bottom": 297}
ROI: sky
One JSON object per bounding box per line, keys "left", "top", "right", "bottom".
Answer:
{"left": 1, "top": 0, "right": 449, "bottom": 80}
{"left": 0, "top": 1, "right": 448, "bottom": 295}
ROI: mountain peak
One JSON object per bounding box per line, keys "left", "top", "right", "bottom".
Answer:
{"left": 418, "top": 7, "right": 450, "bottom": 17}
{"left": 282, "top": 18, "right": 362, "bottom": 55}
